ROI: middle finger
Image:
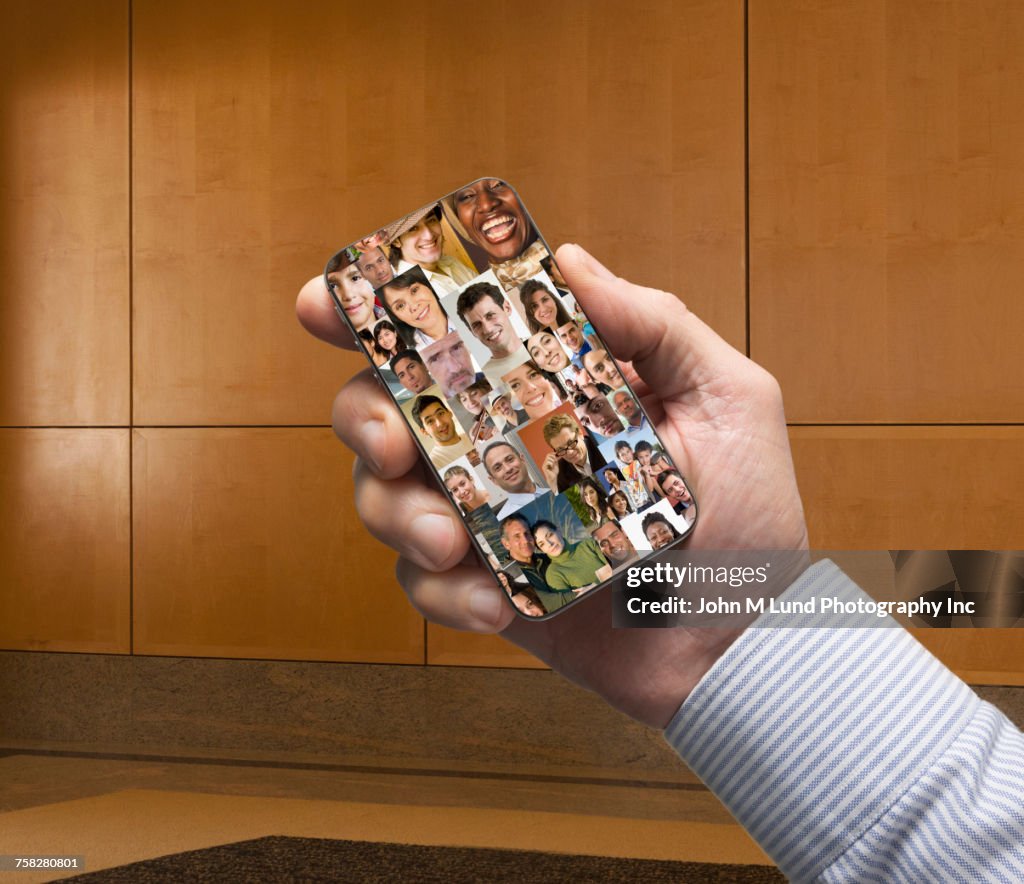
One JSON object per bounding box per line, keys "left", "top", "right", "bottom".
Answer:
{"left": 353, "top": 457, "right": 470, "bottom": 573}
{"left": 333, "top": 369, "right": 420, "bottom": 479}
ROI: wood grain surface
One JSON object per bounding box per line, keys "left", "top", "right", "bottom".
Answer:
{"left": 750, "top": 0, "right": 1024, "bottom": 422}
{"left": 130, "top": 0, "right": 746, "bottom": 425}
{"left": 5, "top": 1, "right": 1024, "bottom": 682}
{"left": 132, "top": 428, "right": 423, "bottom": 662}
{"left": 0, "top": 429, "right": 130, "bottom": 652}
{"left": 793, "top": 425, "right": 1024, "bottom": 680}
{"left": 0, "top": 3, "right": 129, "bottom": 426}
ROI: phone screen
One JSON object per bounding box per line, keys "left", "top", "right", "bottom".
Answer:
{"left": 325, "top": 178, "right": 696, "bottom": 619}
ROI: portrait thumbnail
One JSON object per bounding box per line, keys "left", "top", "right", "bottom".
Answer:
{"left": 448, "top": 378, "right": 500, "bottom": 449}
{"left": 376, "top": 265, "right": 454, "bottom": 349}
{"left": 620, "top": 498, "right": 693, "bottom": 553}
{"left": 400, "top": 386, "right": 473, "bottom": 470}
{"left": 512, "top": 492, "right": 613, "bottom": 595}
{"left": 609, "top": 387, "right": 649, "bottom": 432}
{"left": 439, "top": 178, "right": 549, "bottom": 291}
{"left": 580, "top": 346, "right": 625, "bottom": 390}
{"left": 419, "top": 331, "right": 482, "bottom": 399}
{"left": 442, "top": 270, "right": 531, "bottom": 381}
{"left": 486, "top": 386, "right": 528, "bottom": 431}
{"left": 566, "top": 476, "right": 614, "bottom": 527}
{"left": 381, "top": 203, "right": 477, "bottom": 297}
{"left": 514, "top": 403, "right": 608, "bottom": 494}
{"left": 501, "top": 360, "right": 567, "bottom": 421}
{"left": 574, "top": 391, "right": 627, "bottom": 442}
{"left": 591, "top": 517, "right": 639, "bottom": 570}
{"left": 385, "top": 349, "right": 435, "bottom": 401}
{"left": 655, "top": 467, "right": 696, "bottom": 520}
{"left": 325, "top": 245, "right": 385, "bottom": 337}
{"left": 525, "top": 327, "right": 573, "bottom": 374}
{"left": 518, "top": 272, "right": 574, "bottom": 335}
{"left": 478, "top": 436, "right": 549, "bottom": 521}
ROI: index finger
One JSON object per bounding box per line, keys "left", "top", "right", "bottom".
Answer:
{"left": 296, "top": 274, "right": 359, "bottom": 351}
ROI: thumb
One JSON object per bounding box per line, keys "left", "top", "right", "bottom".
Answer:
{"left": 555, "top": 243, "right": 745, "bottom": 398}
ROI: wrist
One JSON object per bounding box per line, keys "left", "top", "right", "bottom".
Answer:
{"left": 642, "top": 550, "right": 812, "bottom": 728}
{"left": 645, "top": 627, "right": 747, "bottom": 729}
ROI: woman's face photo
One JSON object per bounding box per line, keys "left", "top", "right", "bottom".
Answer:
{"left": 527, "top": 331, "right": 570, "bottom": 372}
{"left": 533, "top": 524, "right": 565, "bottom": 557}
{"left": 457, "top": 386, "right": 487, "bottom": 415}
{"left": 582, "top": 484, "right": 599, "bottom": 508}
{"left": 376, "top": 325, "right": 397, "bottom": 351}
{"left": 383, "top": 281, "right": 444, "bottom": 330}
{"left": 526, "top": 288, "right": 561, "bottom": 329}
{"left": 452, "top": 179, "right": 531, "bottom": 262}
{"left": 396, "top": 215, "right": 444, "bottom": 267}
{"left": 610, "top": 492, "right": 630, "bottom": 516}
{"left": 511, "top": 592, "right": 545, "bottom": 617}
{"left": 331, "top": 265, "right": 376, "bottom": 330}
{"left": 645, "top": 520, "right": 676, "bottom": 550}
{"left": 445, "top": 472, "right": 478, "bottom": 506}
{"left": 503, "top": 363, "right": 561, "bottom": 418}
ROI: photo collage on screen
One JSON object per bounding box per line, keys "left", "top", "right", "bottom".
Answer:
{"left": 325, "top": 179, "right": 696, "bottom": 618}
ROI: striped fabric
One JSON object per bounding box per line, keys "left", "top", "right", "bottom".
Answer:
{"left": 665, "top": 560, "right": 1024, "bottom": 882}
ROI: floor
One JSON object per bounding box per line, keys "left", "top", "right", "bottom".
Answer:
{"left": 0, "top": 743, "right": 771, "bottom": 881}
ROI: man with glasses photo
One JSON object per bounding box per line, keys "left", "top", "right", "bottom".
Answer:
{"left": 539, "top": 413, "right": 607, "bottom": 493}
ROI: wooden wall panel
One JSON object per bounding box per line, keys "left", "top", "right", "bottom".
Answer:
{"left": 132, "top": 428, "right": 423, "bottom": 662}
{"left": 0, "top": 430, "right": 130, "bottom": 652}
{"left": 0, "top": 3, "right": 129, "bottom": 426}
{"left": 792, "top": 426, "right": 1024, "bottom": 550}
{"left": 427, "top": 626, "right": 546, "bottom": 669}
{"left": 792, "top": 426, "right": 1024, "bottom": 682}
{"left": 131, "top": 0, "right": 746, "bottom": 425}
{"left": 750, "top": 0, "right": 1024, "bottom": 422}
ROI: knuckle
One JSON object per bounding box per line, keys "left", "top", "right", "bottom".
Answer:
{"left": 655, "top": 285, "right": 689, "bottom": 317}
{"left": 351, "top": 460, "right": 383, "bottom": 524}
{"left": 395, "top": 558, "right": 434, "bottom": 618}
{"left": 332, "top": 370, "right": 379, "bottom": 445}
{"left": 752, "top": 365, "right": 783, "bottom": 401}
{"left": 331, "top": 389, "right": 350, "bottom": 439}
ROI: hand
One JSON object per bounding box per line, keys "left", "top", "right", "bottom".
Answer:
{"left": 296, "top": 244, "right": 808, "bottom": 729}
{"left": 541, "top": 452, "right": 560, "bottom": 489}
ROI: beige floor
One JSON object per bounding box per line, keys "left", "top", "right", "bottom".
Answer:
{"left": 0, "top": 751, "right": 771, "bottom": 881}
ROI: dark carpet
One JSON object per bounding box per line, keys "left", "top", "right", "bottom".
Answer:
{"left": 65, "top": 835, "right": 784, "bottom": 882}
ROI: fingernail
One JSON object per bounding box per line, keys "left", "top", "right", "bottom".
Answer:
{"left": 569, "top": 243, "right": 616, "bottom": 280}
{"left": 409, "top": 513, "right": 455, "bottom": 568}
{"left": 359, "top": 419, "right": 386, "bottom": 473}
{"left": 469, "top": 586, "right": 505, "bottom": 627}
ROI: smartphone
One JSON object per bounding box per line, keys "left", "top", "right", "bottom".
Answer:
{"left": 325, "top": 178, "right": 696, "bottom": 619}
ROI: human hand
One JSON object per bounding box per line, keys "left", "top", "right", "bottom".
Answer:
{"left": 296, "top": 244, "right": 808, "bottom": 728}
{"left": 541, "top": 453, "right": 560, "bottom": 489}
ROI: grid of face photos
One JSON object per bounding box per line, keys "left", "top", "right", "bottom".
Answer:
{"left": 325, "top": 179, "right": 696, "bottom": 619}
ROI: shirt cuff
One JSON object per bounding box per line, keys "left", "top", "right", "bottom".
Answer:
{"left": 664, "top": 559, "right": 980, "bottom": 881}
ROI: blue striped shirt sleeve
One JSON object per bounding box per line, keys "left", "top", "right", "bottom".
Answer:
{"left": 664, "top": 559, "right": 1024, "bottom": 882}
